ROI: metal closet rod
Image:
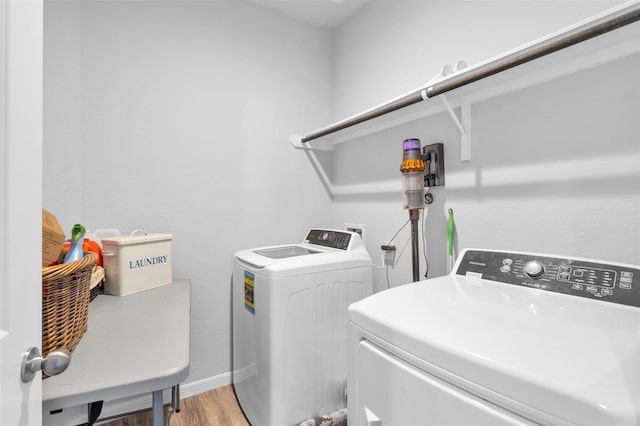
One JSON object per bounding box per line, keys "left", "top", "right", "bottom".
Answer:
{"left": 301, "top": 2, "right": 640, "bottom": 143}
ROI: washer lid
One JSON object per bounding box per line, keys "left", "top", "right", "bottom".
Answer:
{"left": 349, "top": 274, "right": 640, "bottom": 425}
{"left": 234, "top": 243, "right": 371, "bottom": 277}
{"left": 253, "top": 245, "right": 322, "bottom": 259}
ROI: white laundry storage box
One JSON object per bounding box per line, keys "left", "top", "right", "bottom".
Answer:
{"left": 102, "top": 233, "right": 172, "bottom": 296}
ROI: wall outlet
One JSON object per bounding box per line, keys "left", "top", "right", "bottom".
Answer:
{"left": 381, "top": 241, "right": 396, "bottom": 266}
{"left": 344, "top": 223, "right": 365, "bottom": 243}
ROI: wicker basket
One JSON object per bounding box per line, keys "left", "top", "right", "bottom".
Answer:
{"left": 42, "top": 252, "right": 98, "bottom": 361}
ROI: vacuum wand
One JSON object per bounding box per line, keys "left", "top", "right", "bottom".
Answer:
{"left": 401, "top": 138, "right": 426, "bottom": 283}
{"left": 410, "top": 208, "right": 421, "bottom": 282}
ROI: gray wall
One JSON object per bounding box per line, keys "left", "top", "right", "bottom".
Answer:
{"left": 332, "top": 1, "right": 623, "bottom": 118}
{"left": 44, "top": 0, "right": 334, "bottom": 390}
{"left": 43, "top": 0, "right": 639, "bottom": 408}
{"left": 329, "top": 1, "right": 639, "bottom": 289}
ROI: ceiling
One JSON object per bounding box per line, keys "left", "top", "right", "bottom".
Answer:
{"left": 248, "top": 0, "right": 371, "bottom": 29}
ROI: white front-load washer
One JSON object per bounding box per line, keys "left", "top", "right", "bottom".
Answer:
{"left": 233, "top": 229, "right": 373, "bottom": 426}
{"left": 348, "top": 248, "right": 640, "bottom": 425}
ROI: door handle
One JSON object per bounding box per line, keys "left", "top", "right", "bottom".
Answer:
{"left": 20, "top": 346, "right": 71, "bottom": 383}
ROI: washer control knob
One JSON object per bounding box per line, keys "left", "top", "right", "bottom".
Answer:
{"left": 524, "top": 260, "right": 545, "bottom": 279}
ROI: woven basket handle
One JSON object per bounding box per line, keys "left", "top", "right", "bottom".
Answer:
{"left": 42, "top": 252, "right": 98, "bottom": 280}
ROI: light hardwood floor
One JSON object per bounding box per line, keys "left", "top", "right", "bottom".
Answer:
{"left": 98, "top": 385, "right": 251, "bottom": 426}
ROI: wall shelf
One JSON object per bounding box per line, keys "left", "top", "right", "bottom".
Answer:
{"left": 291, "top": 1, "right": 640, "bottom": 197}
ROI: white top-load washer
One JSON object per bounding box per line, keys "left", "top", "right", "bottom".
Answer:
{"left": 233, "top": 229, "right": 373, "bottom": 426}
{"left": 348, "top": 248, "right": 640, "bottom": 425}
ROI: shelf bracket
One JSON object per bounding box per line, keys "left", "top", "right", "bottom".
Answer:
{"left": 437, "top": 93, "right": 471, "bottom": 162}
{"left": 460, "top": 102, "right": 471, "bottom": 162}
{"left": 290, "top": 135, "right": 333, "bottom": 152}
{"left": 290, "top": 134, "right": 334, "bottom": 198}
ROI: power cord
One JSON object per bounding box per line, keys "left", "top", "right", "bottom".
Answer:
{"left": 383, "top": 217, "right": 410, "bottom": 289}
{"left": 382, "top": 187, "right": 433, "bottom": 287}
{"left": 422, "top": 188, "right": 431, "bottom": 279}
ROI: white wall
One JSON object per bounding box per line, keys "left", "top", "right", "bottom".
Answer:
{"left": 43, "top": 0, "right": 639, "bottom": 412}
{"left": 43, "top": 0, "right": 333, "bottom": 391}
{"left": 44, "top": 0, "right": 82, "bottom": 225}
{"left": 330, "top": 1, "right": 639, "bottom": 289}
{"left": 332, "top": 1, "right": 624, "bottom": 118}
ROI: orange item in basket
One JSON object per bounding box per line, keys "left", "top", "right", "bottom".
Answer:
{"left": 63, "top": 238, "right": 103, "bottom": 267}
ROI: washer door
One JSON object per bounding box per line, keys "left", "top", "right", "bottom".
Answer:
{"left": 350, "top": 340, "right": 537, "bottom": 426}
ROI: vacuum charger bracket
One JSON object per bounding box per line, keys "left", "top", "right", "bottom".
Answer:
{"left": 422, "top": 143, "right": 445, "bottom": 187}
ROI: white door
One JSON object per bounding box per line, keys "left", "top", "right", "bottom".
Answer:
{"left": 0, "top": 0, "right": 44, "bottom": 424}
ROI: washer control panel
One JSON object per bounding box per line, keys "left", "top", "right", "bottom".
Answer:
{"left": 305, "top": 229, "right": 352, "bottom": 250}
{"left": 456, "top": 250, "right": 640, "bottom": 308}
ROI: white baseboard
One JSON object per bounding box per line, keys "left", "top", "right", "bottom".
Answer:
{"left": 44, "top": 372, "right": 233, "bottom": 426}
{"left": 181, "top": 372, "right": 232, "bottom": 398}
{"left": 97, "top": 372, "right": 233, "bottom": 421}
